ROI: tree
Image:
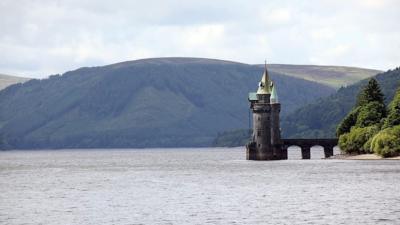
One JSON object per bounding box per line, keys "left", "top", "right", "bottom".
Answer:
{"left": 336, "top": 107, "right": 360, "bottom": 136}
{"left": 384, "top": 85, "right": 400, "bottom": 128}
{"left": 355, "top": 101, "right": 386, "bottom": 128}
{"left": 370, "top": 125, "right": 400, "bottom": 157}
{"left": 339, "top": 125, "right": 379, "bottom": 154}
{"left": 337, "top": 78, "right": 386, "bottom": 136}
{"left": 356, "top": 78, "right": 385, "bottom": 107}
{"left": 337, "top": 78, "right": 387, "bottom": 154}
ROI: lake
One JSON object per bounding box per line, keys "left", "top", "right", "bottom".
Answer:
{"left": 1, "top": 147, "right": 399, "bottom": 225}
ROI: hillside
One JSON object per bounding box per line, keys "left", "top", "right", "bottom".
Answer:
{"left": 213, "top": 67, "right": 399, "bottom": 147}
{"left": 0, "top": 57, "right": 335, "bottom": 149}
{"left": 266, "top": 64, "right": 380, "bottom": 88}
{"left": 282, "top": 67, "right": 400, "bottom": 138}
{"left": 0, "top": 74, "right": 30, "bottom": 90}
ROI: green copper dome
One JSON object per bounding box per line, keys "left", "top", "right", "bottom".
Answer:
{"left": 270, "top": 83, "right": 279, "bottom": 103}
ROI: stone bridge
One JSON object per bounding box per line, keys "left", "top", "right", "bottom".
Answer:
{"left": 282, "top": 139, "right": 338, "bottom": 159}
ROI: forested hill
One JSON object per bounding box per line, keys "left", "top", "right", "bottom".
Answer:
{"left": 282, "top": 67, "right": 400, "bottom": 138}
{"left": 0, "top": 58, "right": 335, "bottom": 149}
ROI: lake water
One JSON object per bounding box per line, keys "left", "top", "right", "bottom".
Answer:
{"left": 1, "top": 147, "right": 399, "bottom": 225}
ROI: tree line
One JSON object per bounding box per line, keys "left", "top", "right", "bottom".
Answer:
{"left": 337, "top": 73, "right": 400, "bottom": 157}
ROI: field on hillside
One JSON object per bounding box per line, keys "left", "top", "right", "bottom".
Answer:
{"left": 0, "top": 74, "right": 30, "bottom": 90}
{"left": 267, "top": 64, "right": 380, "bottom": 88}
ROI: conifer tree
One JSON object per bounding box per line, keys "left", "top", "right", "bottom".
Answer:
{"left": 356, "top": 78, "right": 385, "bottom": 107}
{"left": 337, "top": 78, "right": 386, "bottom": 137}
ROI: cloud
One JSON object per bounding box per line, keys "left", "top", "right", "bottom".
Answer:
{"left": 0, "top": 0, "right": 399, "bottom": 78}
{"left": 356, "top": 0, "right": 394, "bottom": 9}
{"left": 310, "top": 28, "right": 335, "bottom": 40}
{"left": 261, "top": 8, "right": 292, "bottom": 26}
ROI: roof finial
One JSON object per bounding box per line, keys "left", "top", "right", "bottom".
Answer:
{"left": 264, "top": 59, "right": 267, "bottom": 71}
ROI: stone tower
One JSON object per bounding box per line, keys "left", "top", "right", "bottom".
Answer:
{"left": 246, "top": 64, "right": 286, "bottom": 160}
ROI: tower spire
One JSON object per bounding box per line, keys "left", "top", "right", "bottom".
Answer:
{"left": 257, "top": 60, "right": 272, "bottom": 94}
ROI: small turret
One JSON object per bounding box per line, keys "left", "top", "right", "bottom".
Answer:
{"left": 270, "top": 83, "right": 279, "bottom": 104}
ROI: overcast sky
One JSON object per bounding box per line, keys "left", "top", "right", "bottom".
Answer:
{"left": 1, "top": 0, "right": 399, "bottom": 78}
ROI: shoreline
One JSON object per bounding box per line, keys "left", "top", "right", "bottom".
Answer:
{"left": 329, "top": 154, "right": 400, "bottom": 160}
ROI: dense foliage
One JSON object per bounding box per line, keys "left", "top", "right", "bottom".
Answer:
{"left": 370, "top": 85, "right": 400, "bottom": 157}
{"left": 370, "top": 125, "right": 400, "bottom": 157}
{"left": 0, "top": 58, "right": 335, "bottom": 149}
{"left": 338, "top": 78, "right": 386, "bottom": 154}
{"left": 336, "top": 107, "right": 360, "bottom": 136}
{"left": 355, "top": 102, "right": 386, "bottom": 127}
{"left": 338, "top": 126, "right": 379, "bottom": 154}
{"left": 338, "top": 69, "right": 400, "bottom": 157}
{"left": 383, "top": 87, "right": 400, "bottom": 128}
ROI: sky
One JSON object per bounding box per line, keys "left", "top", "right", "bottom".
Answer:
{"left": 1, "top": 0, "right": 399, "bottom": 78}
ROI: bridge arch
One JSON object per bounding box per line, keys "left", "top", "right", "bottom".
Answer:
{"left": 282, "top": 139, "right": 338, "bottom": 159}
{"left": 285, "top": 145, "right": 305, "bottom": 159}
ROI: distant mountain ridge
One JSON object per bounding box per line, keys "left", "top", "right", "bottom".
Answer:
{"left": 0, "top": 57, "right": 337, "bottom": 149}
{"left": 0, "top": 59, "right": 379, "bottom": 90}
{"left": 0, "top": 74, "right": 30, "bottom": 90}
{"left": 265, "top": 64, "right": 380, "bottom": 88}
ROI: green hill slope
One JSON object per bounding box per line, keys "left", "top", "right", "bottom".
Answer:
{"left": 282, "top": 67, "right": 400, "bottom": 138}
{"left": 267, "top": 64, "right": 380, "bottom": 88}
{"left": 0, "top": 57, "right": 335, "bottom": 149}
{"left": 0, "top": 74, "right": 30, "bottom": 90}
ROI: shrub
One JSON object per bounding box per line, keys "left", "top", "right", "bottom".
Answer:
{"left": 370, "top": 125, "right": 400, "bottom": 157}
{"left": 363, "top": 136, "right": 374, "bottom": 153}
{"left": 338, "top": 132, "right": 352, "bottom": 153}
{"left": 339, "top": 126, "right": 379, "bottom": 154}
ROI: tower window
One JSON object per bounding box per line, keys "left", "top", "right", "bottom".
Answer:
{"left": 257, "top": 131, "right": 261, "bottom": 136}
